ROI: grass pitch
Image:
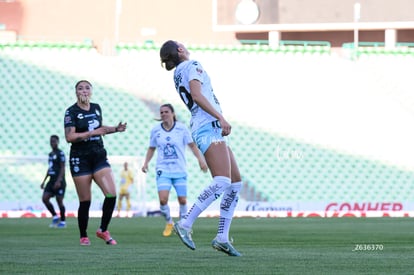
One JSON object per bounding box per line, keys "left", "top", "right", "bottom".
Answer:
{"left": 0, "top": 217, "right": 413, "bottom": 274}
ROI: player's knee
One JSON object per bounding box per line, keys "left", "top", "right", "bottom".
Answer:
{"left": 178, "top": 197, "right": 187, "bottom": 205}
{"left": 159, "top": 199, "right": 168, "bottom": 205}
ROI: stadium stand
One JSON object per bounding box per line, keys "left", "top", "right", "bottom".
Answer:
{"left": 1, "top": 41, "right": 414, "bottom": 212}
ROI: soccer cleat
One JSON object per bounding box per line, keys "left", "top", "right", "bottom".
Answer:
{"left": 49, "top": 216, "right": 59, "bottom": 228}
{"left": 57, "top": 221, "right": 66, "bottom": 228}
{"left": 163, "top": 223, "right": 174, "bottom": 237}
{"left": 212, "top": 238, "right": 242, "bottom": 256}
{"left": 173, "top": 222, "right": 195, "bottom": 250}
{"left": 96, "top": 230, "right": 117, "bottom": 245}
{"left": 80, "top": 237, "right": 91, "bottom": 246}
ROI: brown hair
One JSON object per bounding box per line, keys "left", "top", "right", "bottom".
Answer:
{"left": 157, "top": 103, "right": 177, "bottom": 121}
{"left": 160, "top": 40, "right": 180, "bottom": 71}
{"left": 75, "top": 80, "right": 92, "bottom": 90}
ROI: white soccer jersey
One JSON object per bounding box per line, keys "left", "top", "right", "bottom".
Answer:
{"left": 174, "top": 60, "right": 223, "bottom": 132}
{"left": 149, "top": 121, "right": 193, "bottom": 175}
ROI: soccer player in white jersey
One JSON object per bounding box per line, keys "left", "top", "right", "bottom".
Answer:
{"left": 160, "top": 40, "right": 244, "bottom": 256}
{"left": 142, "top": 104, "right": 208, "bottom": 237}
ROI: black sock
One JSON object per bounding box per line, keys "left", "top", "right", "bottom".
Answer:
{"left": 44, "top": 202, "right": 57, "bottom": 217}
{"left": 59, "top": 205, "right": 66, "bottom": 222}
{"left": 100, "top": 197, "right": 116, "bottom": 232}
{"left": 78, "top": 201, "right": 91, "bottom": 238}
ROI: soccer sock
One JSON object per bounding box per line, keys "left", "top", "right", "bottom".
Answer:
{"left": 100, "top": 196, "right": 116, "bottom": 232}
{"left": 179, "top": 203, "right": 187, "bottom": 221}
{"left": 126, "top": 198, "right": 131, "bottom": 211}
{"left": 44, "top": 202, "right": 57, "bottom": 217}
{"left": 160, "top": 204, "right": 172, "bottom": 223}
{"left": 181, "top": 176, "right": 231, "bottom": 229}
{"left": 217, "top": 181, "right": 242, "bottom": 243}
{"left": 117, "top": 200, "right": 122, "bottom": 211}
{"left": 181, "top": 204, "right": 202, "bottom": 229}
{"left": 59, "top": 205, "right": 66, "bottom": 222}
{"left": 78, "top": 200, "right": 91, "bottom": 238}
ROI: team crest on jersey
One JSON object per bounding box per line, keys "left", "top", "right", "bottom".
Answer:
{"left": 163, "top": 143, "right": 178, "bottom": 160}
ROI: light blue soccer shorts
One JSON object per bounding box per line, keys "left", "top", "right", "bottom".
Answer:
{"left": 156, "top": 171, "right": 187, "bottom": 197}
{"left": 192, "top": 120, "right": 227, "bottom": 154}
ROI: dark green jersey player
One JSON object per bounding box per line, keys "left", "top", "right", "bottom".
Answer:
{"left": 40, "top": 135, "right": 66, "bottom": 228}
{"left": 64, "top": 80, "right": 127, "bottom": 246}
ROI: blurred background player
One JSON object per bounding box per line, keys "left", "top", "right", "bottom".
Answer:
{"left": 160, "top": 41, "right": 243, "bottom": 256}
{"left": 40, "top": 134, "right": 66, "bottom": 228}
{"left": 117, "top": 162, "right": 134, "bottom": 217}
{"left": 64, "top": 80, "right": 127, "bottom": 246}
{"left": 141, "top": 103, "right": 207, "bottom": 237}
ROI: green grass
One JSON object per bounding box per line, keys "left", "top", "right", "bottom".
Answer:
{"left": 1, "top": 217, "right": 413, "bottom": 274}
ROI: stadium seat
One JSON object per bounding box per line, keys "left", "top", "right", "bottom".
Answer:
{"left": 1, "top": 41, "right": 414, "bottom": 211}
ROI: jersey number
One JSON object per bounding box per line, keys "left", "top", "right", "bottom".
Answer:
{"left": 179, "top": 86, "right": 194, "bottom": 110}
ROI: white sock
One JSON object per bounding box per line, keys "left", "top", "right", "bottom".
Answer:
{"left": 195, "top": 176, "right": 231, "bottom": 211}
{"left": 181, "top": 176, "right": 231, "bottom": 229}
{"left": 181, "top": 204, "right": 202, "bottom": 229}
{"left": 179, "top": 204, "right": 187, "bottom": 221}
{"left": 160, "top": 204, "right": 172, "bottom": 223}
{"left": 217, "top": 182, "right": 242, "bottom": 243}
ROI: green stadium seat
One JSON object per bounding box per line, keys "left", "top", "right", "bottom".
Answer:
{"left": 1, "top": 42, "right": 414, "bottom": 211}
